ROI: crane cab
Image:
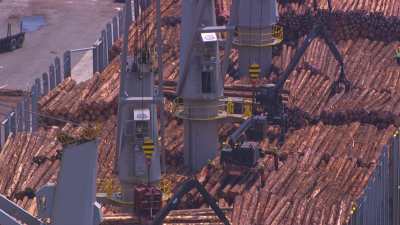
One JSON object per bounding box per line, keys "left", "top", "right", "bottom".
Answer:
{"left": 221, "top": 141, "right": 260, "bottom": 176}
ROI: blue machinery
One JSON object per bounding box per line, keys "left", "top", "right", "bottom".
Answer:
{"left": 177, "top": 0, "right": 281, "bottom": 171}
{"left": 0, "top": 141, "right": 101, "bottom": 225}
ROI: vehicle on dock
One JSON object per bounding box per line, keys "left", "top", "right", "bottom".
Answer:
{"left": 0, "top": 23, "right": 25, "bottom": 53}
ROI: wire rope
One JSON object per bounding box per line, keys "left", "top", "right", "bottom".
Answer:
{"left": 0, "top": 100, "right": 81, "bottom": 126}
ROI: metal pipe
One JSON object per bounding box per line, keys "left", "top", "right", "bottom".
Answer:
{"left": 176, "top": 1, "right": 207, "bottom": 96}
{"left": 0, "top": 194, "right": 43, "bottom": 225}
{"left": 156, "top": 0, "right": 166, "bottom": 174}
{"left": 70, "top": 47, "right": 96, "bottom": 53}
{"left": 115, "top": 0, "right": 132, "bottom": 173}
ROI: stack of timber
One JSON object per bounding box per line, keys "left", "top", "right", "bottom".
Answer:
{"left": 38, "top": 0, "right": 180, "bottom": 123}
{"left": 7, "top": 0, "right": 400, "bottom": 224}
{"left": 101, "top": 208, "right": 232, "bottom": 225}
{"left": 163, "top": 207, "right": 233, "bottom": 225}
{"left": 0, "top": 127, "right": 63, "bottom": 214}
{"left": 101, "top": 214, "right": 141, "bottom": 225}
{"left": 37, "top": 0, "right": 400, "bottom": 124}
{"left": 0, "top": 118, "right": 113, "bottom": 215}
{"left": 277, "top": 0, "right": 400, "bottom": 17}
{"left": 191, "top": 122, "right": 396, "bottom": 225}
{"left": 276, "top": 39, "right": 400, "bottom": 118}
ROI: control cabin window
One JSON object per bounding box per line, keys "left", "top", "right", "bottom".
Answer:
{"left": 201, "top": 71, "right": 212, "bottom": 93}
{"left": 135, "top": 121, "right": 148, "bottom": 139}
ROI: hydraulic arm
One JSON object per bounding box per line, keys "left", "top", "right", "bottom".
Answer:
{"left": 151, "top": 179, "right": 231, "bottom": 225}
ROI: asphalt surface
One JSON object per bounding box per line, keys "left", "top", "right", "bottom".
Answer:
{"left": 0, "top": 0, "right": 123, "bottom": 90}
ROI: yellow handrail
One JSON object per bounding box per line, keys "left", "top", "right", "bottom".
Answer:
{"left": 226, "top": 98, "right": 234, "bottom": 114}
{"left": 234, "top": 25, "right": 283, "bottom": 47}
{"left": 243, "top": 100, "right": 253, "bottom": 117}
{"left": 172, "top": 97, "right": 254, "bottom": 120}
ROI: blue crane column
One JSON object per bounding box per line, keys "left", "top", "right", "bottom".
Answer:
{"left": 232, "top": 0, "right": 279, "bottom": 77}
{"left": 116, "top": 0, "right": 161, "bottom": 202}
{"left": 117, "top": 56, "right": 161, "bottom": 201}
{"left": 178, "top": 0, "right": 223, "bottom": 171}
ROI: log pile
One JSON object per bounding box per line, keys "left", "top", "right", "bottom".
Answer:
{"left": 278, "top": 0, "right": 400, "bottom": 17}
{"left": 3, "top": 0, "right": 400, "bottom": 224}
{"left": 278, "top": 9, "right": 400, "bottom": 43}
{"left": 163, "top": 207, "right": 233, "bottom": 225}
{"left": 276, "top": 39, "right": 400, "bottom": 118}
{"left": 0, "top": 126, "right": 63, "bottom": 214}
{"left": 0, "top": 118, "right": 117, "bottom": 214}
{"left": 101, "top": 208, "right": 232, "bottom": 225}
{"left": 38, "top": 0, "right": 400, "bottom": 125}
{"left": 38, "top": 0, "right": 180, "bottom": 123}
{"left": 189, "top": 122, "right": 396, "bottom": 225}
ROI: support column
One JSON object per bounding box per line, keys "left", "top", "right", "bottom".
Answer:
{"left": 9, "top": 112, "right": 16, "bottom": 135}
{"left": 101, "top": 30, "right": 108, "bottom": 66}
{"left": 63, "top": 50, "right": 71, "bottom": 78}
{"left": 50, "top": 141, "right": 99, "bottom": 225}
{"left": 93, "top": 41, "right": 100, "bottom": 73}
{"left": 42, "top": 73, "right": 49, "bottom": 95}
{"left": 23, "top": 96, "right": 30, "bottom": 132}
{"left": 31, "top": 85, "right": 38, "bottom": 132}
{"left": 98, "top": 38, "right": 104, "bottom": 72}
{"left": 55, "top": 57, "right": 62, "bottom": 84}
{"left": 134, "top": 0, "right": 140, "bottom": 21}
{"left": 113, "top": 16, "right": 119, "bottom": 42}
{"left": 1, "top": 118, "right": 9, "bottom": 146}
{"left": 16, "top": 102, "right": 23, "bottom": 132}
{"left": 35, "top": 78, "right": 42, "bottom": 96}
{"left": 179, "top": 0, "right": 221, "bottom": 172}
{"left": 118, "top": 10, "right": 124, "bottom": 37}
{"left": 49, "top": 64, "right": 56, "bottom": 90}
{"left": 107, "top": 23, "right": 113, "bottom": 55}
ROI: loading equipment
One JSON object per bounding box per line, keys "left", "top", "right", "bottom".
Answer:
{"left": 151, "top": 178, "right": 231, "bottom": 225}
{"left": 221, "top": 0, "right": 351, "bottom": 162}
{"left": 220, "top": 115, "right": 265, "bottom": 174}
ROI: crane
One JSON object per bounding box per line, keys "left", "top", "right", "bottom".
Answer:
{"left": 115, "top": 0, "right": 161, "bottom": 204}
{"left": 221, "top": 0, "right": 351, "bottom": 170}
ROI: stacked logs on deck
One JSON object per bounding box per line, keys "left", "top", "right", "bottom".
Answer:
{"left": 163, "top": 118, "right": 184, "bottom": 167}
{"left": 0, "top": 118, "right": 116, "bottom": 213}
{"left": 286, "top": 107, "right": 400, "bottom": 130}
{"left": 38, "top": 71, "right": 115, "bottom": 125}
{"left": 38, "top": 1, "right": 400, "bottom": 125}
{"left": 229, "top": 123, "right": 396, "bottom": 225}
{"left": 279, "top": 9, "right": 400, "bottom": 44}
{"left": 278, "top": 0, "right": 400, "bottom": 17}
{"left": 37, "top": 0, "right": 179, "bottom": 124}
{"left": 38, "top": 77, "right": 79, "bottom": 125}
{"left": 183, "top": 122, "right": 396, "bottom": 224}
{"left": 0, "top": 127, "right": 62, "bottom": 213}
{"left": 163, "top": 208, "right": 233, "bottom": 224}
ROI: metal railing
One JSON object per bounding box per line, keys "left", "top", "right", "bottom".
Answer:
{"left": 348, "top": 132, "right": 400, "bottom": 225}
{"left": 0, "top": 2, "right": 151, "bottom": 150}
{"left": 173, "top": 97, "right": 253, "bottom": 120}
{"left": 233, "top": 25, "right": 283, "bottom": 47}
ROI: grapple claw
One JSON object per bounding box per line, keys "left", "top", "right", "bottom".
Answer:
{"left": 329, "top": 78, "right": 351, "bottom": 97}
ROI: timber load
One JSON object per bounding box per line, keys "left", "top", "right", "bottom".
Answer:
{"left": 186, "top": 122, "right": 396, "bottom": 225}
{"left": 38, "top": 0, "right": 400, "bottom": 124}
{"left": 3, "top": 0, "right": 400, "bottom": 224}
